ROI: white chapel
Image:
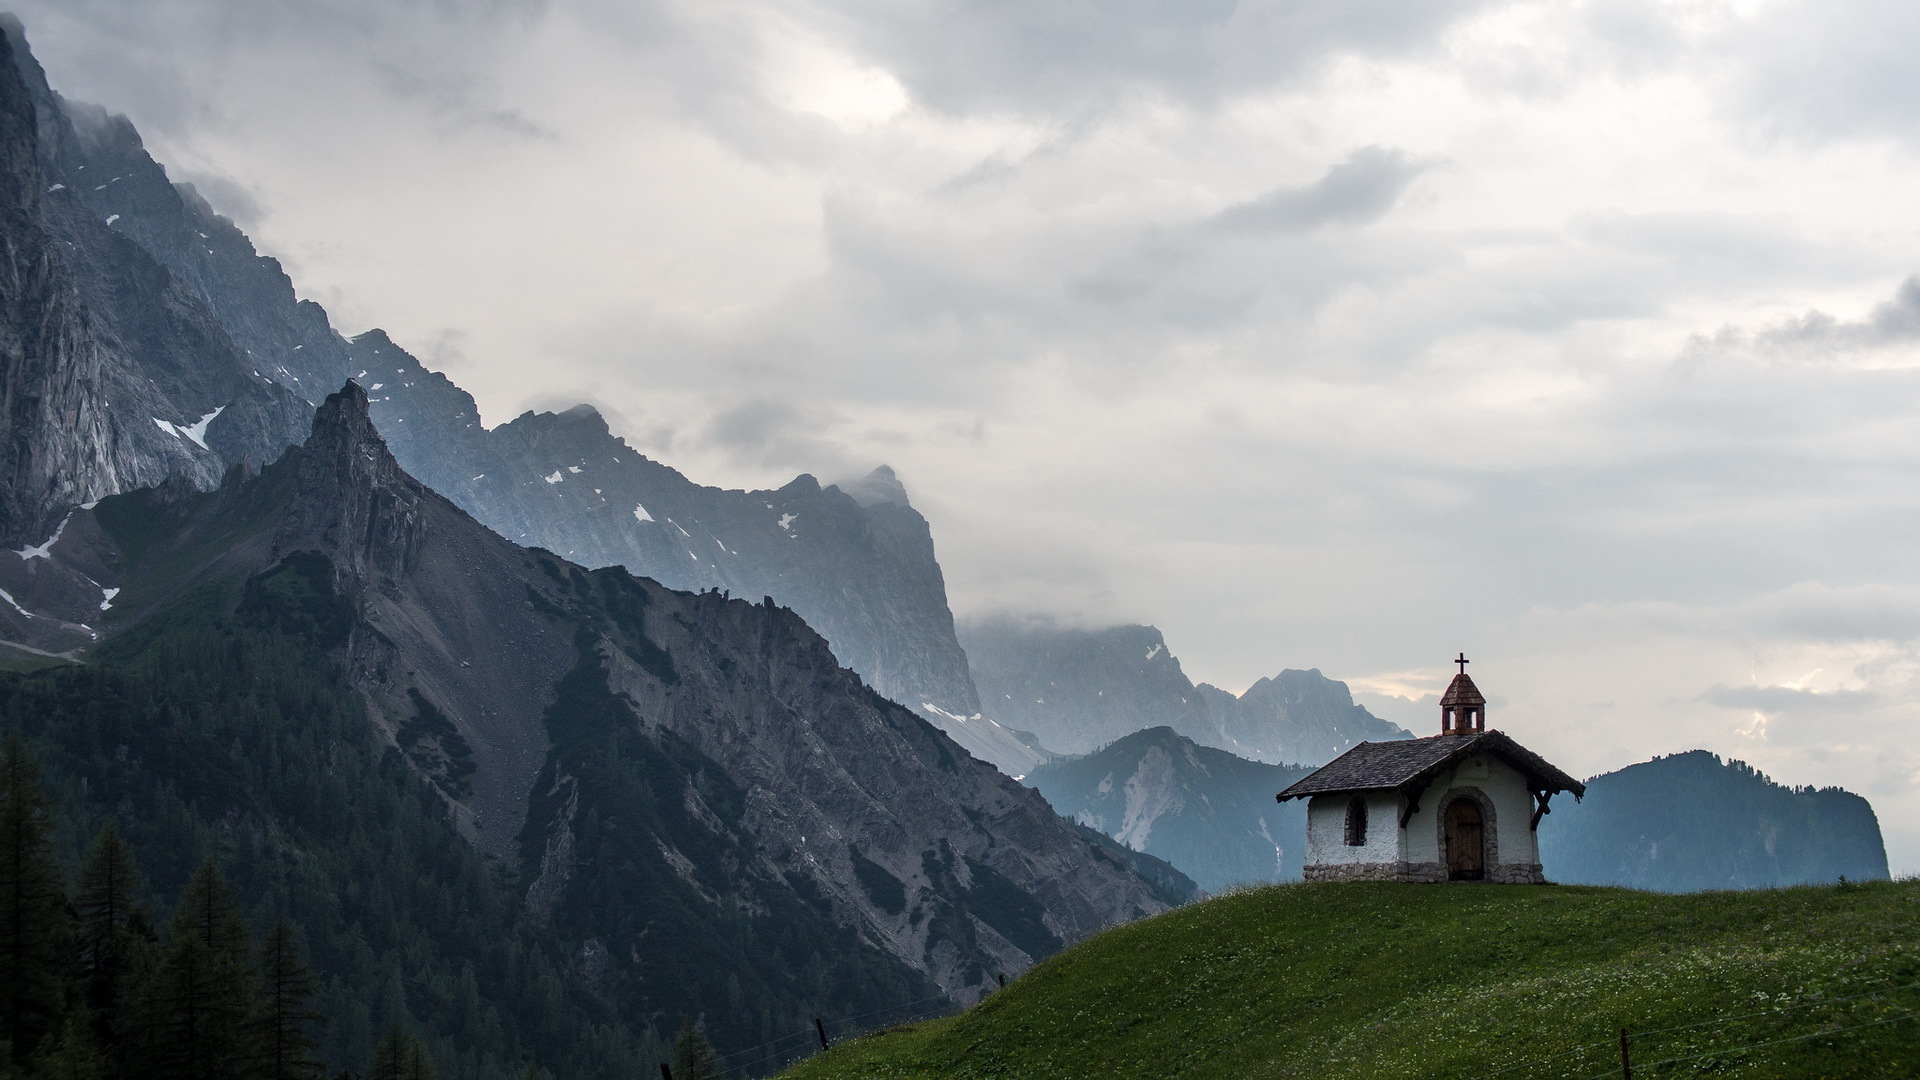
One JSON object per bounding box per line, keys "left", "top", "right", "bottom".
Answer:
{"left": 1276, "top": 656, "right": 1585, "bottom": 883}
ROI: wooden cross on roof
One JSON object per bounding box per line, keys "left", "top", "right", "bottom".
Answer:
{"left": 1455, "top": 652, "right": 1469, "bottom": 675}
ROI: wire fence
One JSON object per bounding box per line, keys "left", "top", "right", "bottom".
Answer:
{"left": 687, "top": 970, "right": 1920, "bottom": 1079}
{"left": 691, "top": 989, "right": 966, "bottom": 1079}
{"left": 1470, "top": 974, "right": 1920, "bottom": 1080}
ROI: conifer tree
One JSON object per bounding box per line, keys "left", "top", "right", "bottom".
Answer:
{"left": 73, "top": 821, "right": 153, "bottom": 1055}
{"left": 669, "top": 1017, "right": 723, "bottom": 1080}
{"left": 31, "top": 1015, "right": 105, "bottom": 1080}
{"left": 148, "top": 859, "right": 260, "bottom": 1080}
{"left": 369, "top": 1024, "right": 435, "bottom": 1080}
{"left": 0, "top": 734, "right": 71, "bottom": 1065}
{"left": 255, "top": 919, "right": 326, "bottom": 1080}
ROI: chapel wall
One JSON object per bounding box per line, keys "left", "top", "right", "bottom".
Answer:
{"left": 1304, "top": 791, "right": 1401, "bottom": 866}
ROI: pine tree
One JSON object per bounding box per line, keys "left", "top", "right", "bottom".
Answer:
{"left": 147, "top": 859, "right": 260, "bottom": 1080}
{"left": 30, "top": 1014, "right": 105, "bottom": 1080}
{"left": 0, "top": 734, "right": 71, "bottom": 1065}
{"left": 369, "top": 1025, "right": 435, "bottom": 1080}
{"left": 669, "top": 1017, "right": 723, "bottom": 1080}
{"left": 255, "top": 920, "right": 326, "bottom": 1080}
{"left": 73, "top": 821, "right": 153, "bottom": 1056}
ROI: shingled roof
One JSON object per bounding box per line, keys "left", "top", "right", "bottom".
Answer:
{"left": 1438, "top": 672, "right": 1485, "bottom": 707}
{"left": 1275, "top": 730, "right": 1585, "bottom": 802}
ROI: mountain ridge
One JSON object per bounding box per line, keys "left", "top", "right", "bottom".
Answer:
{"left": 0, "top": 23, "right": 984, "bottom": 732}
{"left": 14, "top": 380, "right": 1193, "bottom": 1009}
{"left": 960, "top": 619, "right": 1410, "bottom": 763}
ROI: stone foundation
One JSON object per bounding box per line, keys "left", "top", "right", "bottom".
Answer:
{"left": 1304, "top": 860, "right": 1543, "bottom": 884}
{"left": 1487, "top": 862, "right": 1545, "bottom": 884}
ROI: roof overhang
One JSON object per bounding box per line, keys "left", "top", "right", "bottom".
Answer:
{"left": 1275, "top": 730, "right": 1585, "bottom": 803}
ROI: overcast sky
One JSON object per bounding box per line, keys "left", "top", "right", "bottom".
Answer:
{"left": 15, "top": 0, "right": 1920, "bottom": 870}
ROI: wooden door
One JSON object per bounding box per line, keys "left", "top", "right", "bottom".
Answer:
{"left": 1444, "top": 798, "right": 1485, "bottom": 881}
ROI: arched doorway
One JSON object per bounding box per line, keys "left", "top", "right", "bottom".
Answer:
{"left": 1444, "top": 798, "right": 1485, "bottom": 881}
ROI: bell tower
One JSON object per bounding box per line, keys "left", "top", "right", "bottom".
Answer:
{"left": 1439, "top": 652, "right": 1485, "bottom": 735}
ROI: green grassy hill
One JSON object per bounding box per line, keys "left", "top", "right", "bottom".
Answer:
{"left": 783, "top": 881, "right": 1920, "bottom": 1079}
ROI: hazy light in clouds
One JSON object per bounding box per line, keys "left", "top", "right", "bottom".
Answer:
{"left": 12, "top": 0, "right": 1920, "bottom": 870}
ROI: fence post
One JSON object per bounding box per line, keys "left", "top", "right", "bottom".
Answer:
{"left": 1619, "top": 1028, "right": 1631, "bottom": 1079}
{"left": 815, "top": 1016, "right": 830, "bottom": 1051}
{"left": 660, "top": 1064, "right": 674, "bottom": 1080}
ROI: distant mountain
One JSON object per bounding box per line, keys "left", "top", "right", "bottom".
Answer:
{"left": 1539, "top": 750, "right": 1889, "bottom": 892}
{"left": 959, "top": 619, "right": 1410, "bottom": 763}
{"left": 1026, "top": 727, "right": 1315, "bottom": 893}
{"left": 1035, "top": 733, "right": 1889, "bottom": 896}
{"left": 1, "top": 23, "right": 981, "bottom": 730}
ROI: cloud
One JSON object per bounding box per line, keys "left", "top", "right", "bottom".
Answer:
{"left": 1212, "top": 147, "right": 1430, "bottom": 233}
{"left": 1755, "top": 277, "right": 1920, "bottom": 354}
{"left": 1723, "top": 0, "right": 1920, "bottom": 144}
{"left": 14, "top": 0, "right": 1920, "bottom": 870}
{"left": 815, "top": 0, "right": 1500, "bottom": 116}
{"left": 1698, "top": 684, "right": 1879, "bottom": 715}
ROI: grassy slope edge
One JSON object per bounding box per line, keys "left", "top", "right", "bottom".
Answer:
{"left": 783, "top": 881, "right": 1920, "bottom": 1080}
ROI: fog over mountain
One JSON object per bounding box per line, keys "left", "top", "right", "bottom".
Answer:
{"left": 13, "top": 0, "right": 1920, "bottom": 871}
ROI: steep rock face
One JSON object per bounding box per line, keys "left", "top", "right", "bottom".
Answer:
{"left": 1538, "top": 750, "right": 1889, "bottom": 891}
{"left": 1026, "top": 727, "right": 1315, "bottom": 894}
{"left": 17, "top": 18, "right": 984, "bottom": 727}
{"left": 960, "top": 619, "right": 1410, "bottom": 763}
{"left": 0, "top": 21, "right": 315, "bottom": 547}
{"left": 351, "top": 327, "right": 983, "bottom": 722}
{"left": 0, "top": 29, "right": 111, "bottom": 547}
{"left": 961, "top": 622, "right": 1205, "bottom": 754}
{"left": 31, "top": 384, "right": 1191, "bottom": 1006}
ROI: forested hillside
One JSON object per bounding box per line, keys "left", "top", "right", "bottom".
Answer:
{"left": 0, "top": 382, "right": 1190, "bottom": 1075}
{"left": 1540, "top": 750, "right": 1889, "bottom": 891}
{"left": 0, "top": 580, "right": 654, "bottom": 1077}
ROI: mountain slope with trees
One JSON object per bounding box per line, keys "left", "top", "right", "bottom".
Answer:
{"left": 0, "top": 383, "right": 1190, "bottom": 1071}
{"left": 1540, "top": 750, "right": 1889, "bottom": 891}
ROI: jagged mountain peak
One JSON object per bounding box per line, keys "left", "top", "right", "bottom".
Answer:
{"left": 778, "top": 472, "right": 822, "bottom": 496}
{"left": 284, "top": 380, "right": 426, "bottom": 582}
{"left": 7, "top": 17, "right": 987, "bottom": 744}
{"left": 961, "top": 621, "right": 1408, "bottom": 762}
{"left": 838, "top": 464, "right": 913, "bottom": 509}
{"left": 498, "top": 401, "right": 620, "bottom": 446}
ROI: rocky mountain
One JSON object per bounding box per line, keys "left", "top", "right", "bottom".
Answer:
{"left": 0, "top": 21, "right": 312, "bottom": 548}
{"left": 0, "top": 22, "right": 982, "bottom": 732}
{"left": 1026, "top": 727, "right": 1315, "bottom": 893}
{"left": 5, "top": 383, "right": 1190, "bottom": 1033}
{"left": 1538, "top": 750, "right": 1889, "bottom": 892}
{"left": 959, "top": 619, "right": 1410, "bottom": 763}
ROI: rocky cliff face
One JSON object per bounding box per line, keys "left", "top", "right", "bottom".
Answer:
{"left": 348, "top": 328, "right": 983, "bottom": 723}
{"left": 960, "top": 619, "right": 1411, "bottom": 763}
{"left": 0, "top": 19, "right": 319, "bottom": 548}
{"left": 20, "top": 384, "right": 1191, "bottom": 1006}
{"left": 1026, "top": 727, "right": 1315, "bottom": 894}
{"left": 10, "top": 25, "right": 984, "bottom": 731}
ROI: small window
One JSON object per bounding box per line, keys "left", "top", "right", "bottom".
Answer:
{"left": 1344, "top": 796, "right": 1368, "bottom": 847}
